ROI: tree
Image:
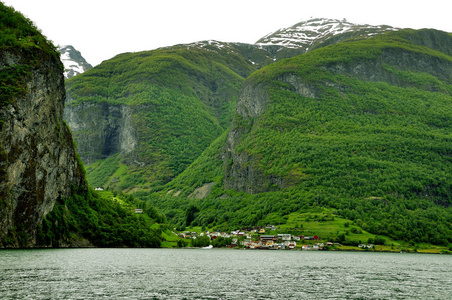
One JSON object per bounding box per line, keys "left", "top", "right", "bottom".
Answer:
{"left": 192, "top": 235, "right": 210, "bottom": 247}
{"left": 374, "top": 236, "right": 386, "bottom": 245}
{"left": 185, "top": 205, "right": 199, "bottom": 226}
{"left": 177, "top": 239, "right": 187, "bottom": 247}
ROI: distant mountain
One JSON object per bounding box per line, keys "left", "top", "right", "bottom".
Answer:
{"left": 256, "top": 17, "right": 398, "bottom": 52}
{"left": 58, "top": 45, "right": 92, "bottom": 79}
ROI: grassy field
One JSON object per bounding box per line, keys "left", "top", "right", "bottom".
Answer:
{"left": 282, "top": 209, "right": 382, "bottom": 243}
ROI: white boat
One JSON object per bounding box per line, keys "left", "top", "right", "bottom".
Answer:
{"left": 202, "top": 245, "right": 213, "bottom": 249}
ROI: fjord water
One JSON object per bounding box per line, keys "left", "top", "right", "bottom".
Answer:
{"left": 0, "top": 249, "right": 451, "bottom": 299}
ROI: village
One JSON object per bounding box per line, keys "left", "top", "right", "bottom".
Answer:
{"left": 177, "top": 225, "right": 375, "bottom": 250}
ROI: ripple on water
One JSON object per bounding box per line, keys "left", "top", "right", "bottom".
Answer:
{"left": 0, "top": 249, "right": 451, "bottom": 299}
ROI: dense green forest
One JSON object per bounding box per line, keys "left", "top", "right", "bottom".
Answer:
{"left": 2, "top": 184, "right": 164, "bottom": 248}
{"left": 35, "top": 187, "right": 163, "bottom": 248}
{"left": 140, "top": 29, "right": 452, "bottom": 247}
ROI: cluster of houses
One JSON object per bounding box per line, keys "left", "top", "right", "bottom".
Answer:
{"left": 178, "top": 226, "right": 339, "bottom": 250}
{"left": 244, "top": 234, "right": 325, "bottom": 250}
{"left": 358, "top": 243, "right": 374, "bottom": 249}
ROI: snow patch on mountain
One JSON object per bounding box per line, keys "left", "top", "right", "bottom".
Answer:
{"left": 256, "top": 18, "right": 399, "bottom": 51}
{"left": 58, "top": 45, "right": 93, "bottom": 79}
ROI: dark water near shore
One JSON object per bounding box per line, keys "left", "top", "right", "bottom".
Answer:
{"left": 0, "top": 248, "right": 451, "bottom": 299}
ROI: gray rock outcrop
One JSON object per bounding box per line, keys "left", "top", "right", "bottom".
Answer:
{"left": 63, "top": 101, "right": 138, "bottom": 164}
{"left": 0, "top": 50, "right": 86, "bottom": 247}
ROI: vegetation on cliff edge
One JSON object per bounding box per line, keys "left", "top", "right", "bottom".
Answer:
{"left": 0, "top": 3, "right": 61, "bottom": 111}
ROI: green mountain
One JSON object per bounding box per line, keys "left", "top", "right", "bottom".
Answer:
{"left": 64, "top": 43, "right": 261, "bottom": 192}
{"left": 144, "top": 29, "right": 452, "bottom": 247}
{"left": 64, "top": 19, "right": 399, "bottom": 194}
{"left": 0, "top": 3, "right": 162, "bottom": 248}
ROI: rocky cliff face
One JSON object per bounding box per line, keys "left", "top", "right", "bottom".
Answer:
{"left": 221, "top": 82, "right": 267, "bottom": 193}
{"left": 0, "top": 50, "right": 86, "bottom": 247}
{"left": 63, "top": 101, "right": 138, "bottom": 164}
{"left": 222, "top": 77, "right": 316, "bottom": 194}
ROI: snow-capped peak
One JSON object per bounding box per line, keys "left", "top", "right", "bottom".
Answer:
{"left": 58, "top": 45, "right": 92, "bottom": 79}
{"left": 256, "top": 18, "right": 398, "bottom": 52}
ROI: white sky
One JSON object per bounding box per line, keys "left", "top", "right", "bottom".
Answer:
{"left": 3, "top": 0, "right": 451, "bottom": 66}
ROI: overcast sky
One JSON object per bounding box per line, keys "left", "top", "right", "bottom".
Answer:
{"left": 3, "top": 0, "right": 451, "bottom": 66}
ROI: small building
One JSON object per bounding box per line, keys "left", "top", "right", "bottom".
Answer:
{"left": 134, "top": 209, "right": 143, "bottom": 214}
{"left": 277, "top": 234, "right": 292, "bottom": 241}
{"left": 260, "top": 235, "right": 277, "bottom": 242}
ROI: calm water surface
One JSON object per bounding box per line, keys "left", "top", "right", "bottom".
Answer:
{"left": 0, "top": 248, "right": 451, "bottom": 299}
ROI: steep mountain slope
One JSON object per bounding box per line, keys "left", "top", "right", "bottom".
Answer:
{"left": 58, "top": 45, "right": 92, "bottom": 78}
{"left": 226, "top": 29, "right": 452, "bottom": 195}
{"left": 0, "top": 3, "right": 162, "bottom": 248}
{"left": 64, "top": 45, "right": 257, "bottom": 191}
{"left": 148, "top": 29, "right": 452, "bottom": 246}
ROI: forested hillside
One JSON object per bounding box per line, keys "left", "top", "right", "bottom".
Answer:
{"left": 60, "top": 15, "right": 452, "bottom": 249}
{"left": 143, "top": 29, "right": 452, "bottom": 246}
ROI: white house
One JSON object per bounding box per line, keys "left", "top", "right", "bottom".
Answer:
{"left": 278, "top": 234, "right": 292, "bottom": 241}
